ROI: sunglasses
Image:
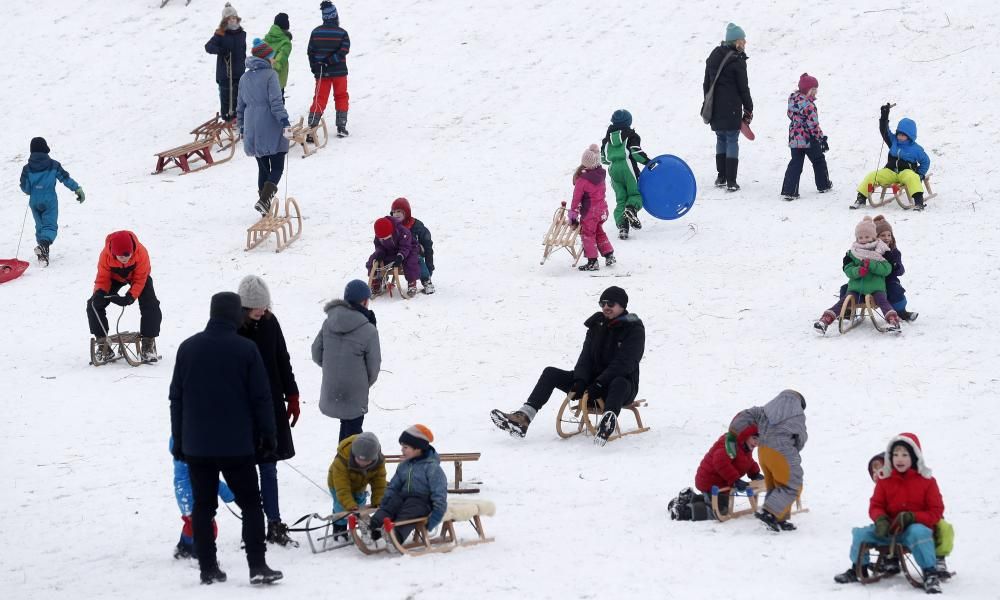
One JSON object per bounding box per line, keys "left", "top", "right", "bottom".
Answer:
{"left": 598, "top": 300, "right": 618, "bottom": 308}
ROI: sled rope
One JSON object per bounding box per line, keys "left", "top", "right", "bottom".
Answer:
{"left": 14, "top": 205, "right": 29, "bottom": 258}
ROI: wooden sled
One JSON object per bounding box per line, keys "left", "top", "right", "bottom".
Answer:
{"left": 367, "top": 262, "right": 409, "bottom": 300}
{"left": 89, "top": 332, "right": 144, "bottom": 367}
{"left": 857, "top": 542, "right": 926, "bottom": 588}
{"left": 555, "top": 392, "right": 650, "bottom": 442}
{"left": 246, "top": 197, "right": 303, "bottom": 253}
{"left": 710, "top": 484, "right": 760, "bottom": 521}
{"left": 540, "top": 201, "right": 583, "bottom": 267}
{"left": 288, "top": 116, "right": 329, "bottom": 158}
{"left": 349, "top": 499, "right": 496, "bottom": 557}
{"left": 838, "top": 293, "right": 892, "bottom": 334}
{"left": 152, "top": 114, "right": 238, "bottom": 175}
{"left": 385, "top": 452, "right": 481, "bottom": 494}
{"left": 867, "top": 174, "right": 936, "bottom": 210}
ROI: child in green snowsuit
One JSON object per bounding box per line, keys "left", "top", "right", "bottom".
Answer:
{"left": 263, "top": 13, "right": 292, "bottom": 94}
{"left": 601, "top": 109, "right": 650, "bottom": 240}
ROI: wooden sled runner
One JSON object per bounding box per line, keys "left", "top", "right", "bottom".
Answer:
{"left": 89, "top": 332, "right": 145, "bottom": 367}
{"left": 555, "top": 392, "right": 650, "bottom": 442}
{"left": 385, "top": 453, "right": 481, "bottom": 494}
{"left": 367, "top": 262, "right": 409, "bottom": 300}
{"left": 246, "top": 197, "right": 303, "bottom": 253}
{"left": 855, "top": 541, "right": 951, "bottom": 588}
{"left": 288, "top": 116, "right": 329, "bottom": 158}
{"left": 838, "top": 293, "right": 893, "bottom": 334}
{"left": 711, "top": 480, "right": 808, "bottom": 522}
{"left": 349, "top": 499, "right": 496, "bottom": 557}
{"left": 541, "top": 201, "right": 583, "bottom": 267}
{"left": 152, "top": 114, "right": 239, "bottom": 175}
{"left": 867, "top": 174, "right": 936, "bottom": 210}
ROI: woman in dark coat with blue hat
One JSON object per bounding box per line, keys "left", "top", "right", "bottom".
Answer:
{"left": 237, "top": 39, "right": 291, "bottom": 216}
{"left": 704, "top": 22, "right": 753, "bottom": 192}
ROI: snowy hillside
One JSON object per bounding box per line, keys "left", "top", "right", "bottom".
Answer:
{"left": 4, "top": 0, "right": 999, "bottom": 598}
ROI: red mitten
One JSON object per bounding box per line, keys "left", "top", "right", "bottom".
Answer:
{"left": 181, "top": 515, "right": 194, "bottom": 537}
{"left": 859, "top": 259, "right": 870, "bottom": 277}
{"left": 286, "top": 394, "right": 300, "bottom": 427}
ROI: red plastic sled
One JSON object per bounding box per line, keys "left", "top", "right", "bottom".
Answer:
{"left": 740, "top": 120, "right": 755, "bottom": 141}
{"left": 0, "top": 259, "right": 29, "bottom": 284}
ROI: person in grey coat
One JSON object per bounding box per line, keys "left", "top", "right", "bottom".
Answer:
{"left": 728, "top": 389, "right": 807, "bottom": 532}
{"left": 237, "top": 39, "right": 291, "bottom": 216}
{"left": 312, "top": 280, "right": 381, "bottom": 441}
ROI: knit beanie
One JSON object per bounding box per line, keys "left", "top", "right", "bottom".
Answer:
{"left": 797, "top": 73, "right": 819, "bottom": 94}
{"left": 399, "top": 424, "right": 434, "bottom": 451}
{"left": 274, "top": 12, "right": 290, "bottom": 31}
{"left": 599, "top": 286, "right": 628, "bottom": 309}
{"left": 855, "top": 216, "right": 876, "bottom": 241}
{"left": 29, "top": 137, "right": 49, "bottom": 154}
{"left": 581, "top": 144, "right": 601, "bottom": 169}
{"left": 350, "top": 432, "right": 382, "bottom": 462}
{"left": 343, "top": 279, "right": 371, "bottom": 304}
{"left": 221, "top": 2, "right": 238, "bottom": 19}
{"left": 238, "top": 275, "right": 271, "bottom": 309}
{"left": 867, "top": 453, "right": 885, "bottom": 480}
{"left": 374, "top": 217, "right": 394, "bottom": 239}
{"left": 251, "top": 38, "right": 275, "bottom": 59}
{"left": 108, "top": 231, "right": 133, "bottom": 256}
{"left": 873, "top": 214, "right": 892, "bottom": 236}
{"left": 320, "top": 1, "right": 338, "bottom": 20}
{"left": 210, "top": 291, "right": 244, "bottom": 328}
{"left": 725, "top": 22, "right": 746, "bottom": 43}
{"left": 610, "top": 109, "right": 632, "bottom": 128}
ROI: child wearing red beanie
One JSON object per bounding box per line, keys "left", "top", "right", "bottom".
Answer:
{"left": 365, "top": 215, "right": 420, "bottom": 297}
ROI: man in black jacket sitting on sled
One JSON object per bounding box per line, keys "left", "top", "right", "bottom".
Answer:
{"left": 491, "top": 286, "right": 645, "bottom": 446}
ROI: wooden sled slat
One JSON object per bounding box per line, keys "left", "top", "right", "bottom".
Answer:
{"left": 385, "top": 452, "right": 481, "bottom": 494}
{"left": 367, "top": 263, "right": 408, "bottom": 300}
{"left": 555, "top": 392, "right": 649, "bottom": 442}
{"left": 246, "top": 197, "right": 303, "bottom": 253}
{"left": 541, "top": 201, "right": 583, "bottom": 267}
{"left": 288, "top": 116, "right": 329, "bottom": 158}
{"left": 153, "top": 114, "right": 238, "bottom": 175}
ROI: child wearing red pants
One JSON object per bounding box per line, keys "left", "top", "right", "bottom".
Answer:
{"left": 307, "top": 2, "right": 351, "bottom": 136}
{"left": 569, "top": 144, "right": 615, "bottom": 271}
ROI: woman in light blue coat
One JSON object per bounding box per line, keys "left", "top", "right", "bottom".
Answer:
{"left": 237, "top": 38, "right": 290, "bottom": 215}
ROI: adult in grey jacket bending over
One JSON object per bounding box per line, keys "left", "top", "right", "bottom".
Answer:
{"left": 729, "top": 389, "right": 807, "bottom": 532}
{"left": 312, "top": 280, "right": 381, "bottom": 441}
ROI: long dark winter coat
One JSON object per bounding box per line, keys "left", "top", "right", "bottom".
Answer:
{"left": 703, "top": 43, "right": 753, "bottom": 132}
{"left": 205, "top": 28, "right": 247, "bottom": 83}
{"left": 573, "top": 311, "right": 645, "bottom": 402}
{"left": 239, "top": 313, "right": 298, "bottom": 462}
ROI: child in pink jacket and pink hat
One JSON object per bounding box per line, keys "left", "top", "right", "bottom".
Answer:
{"left": 569, "top": 144, "right": 615, "bottom": 271}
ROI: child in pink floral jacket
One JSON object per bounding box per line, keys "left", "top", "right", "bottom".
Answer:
{"left": 780, "top": 73, "right": 832, "bottom": 200}
{"left": 569, "top": 144, "right": 615, "bottom": 272}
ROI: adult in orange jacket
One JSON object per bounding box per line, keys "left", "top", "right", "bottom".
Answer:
{"left": 86, "top": 231, "right": 162, "bottom": 362}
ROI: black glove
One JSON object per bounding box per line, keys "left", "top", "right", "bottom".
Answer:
{"left": 257, "top": 435, "right": 278, "bottom": 456}
{"left": 108, "top": 294, "right": 130, "bottom": 306}
{"left": 880, "top": 103, "right": 892, "bottom": 119}
{"left": 395, "top": 253, "right": 405, "bottom": 266}
{"left": 569, "top": 379, "right": 587, "bottom": 399}
{"left": 732, "top": 479, "right": 749, "bottom": 492}
{"left": 171, "top": 440, "right": 185, "bottom": 462}
{"left": 819, "top": 136, "right": 829, "bottom": 153}
{"left": 750, "top": 472, "right": 765, "bottom": 481}
{"left": 586, "top": 381, "right": 605, "bottom": 401}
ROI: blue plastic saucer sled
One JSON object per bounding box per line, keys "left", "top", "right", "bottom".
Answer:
{"left": 638, "top": 154, "right": 697, "bottom": 220}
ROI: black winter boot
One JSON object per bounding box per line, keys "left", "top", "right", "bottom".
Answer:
{"left": 850, "top": 192, "right": 867, "bottom": 209}
{"left": 255, "top": 182, "right": 278, "bottom": 215}
{"left": 725, "top": 158, "right": 740, "bottom": 192}
{"left": 714, "top": 153, "right": 726, "bottom": 187}
{"left": 912, "top": 192, "right": 926, "bottom": 211}
{"left": 200, "top": 565, "right": 227, "bottom": 585}
{"left": 578, "top": 258, "right": 599, "bottom": 271}
{"left": 335, "top": 110, "right": 349, "bottom": 137}
{"left": 249, "top": 564, "right": 283, "bottom": 585}
{"left": 833, "top": 564, "right": 867, "bottom": 584}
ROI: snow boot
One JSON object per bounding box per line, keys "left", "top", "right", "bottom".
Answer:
{"left": 850, "top": 192, "right": 867, "bottom": 210}
{"left": 899, "top": 310, "right": 919, "bottom": 322}
{"left": 594, "top": 411, "right": 617, "bottom": 447}
{"left": 331, "top": 522, "right": 349, "bottom": 542}
{"left": 421, "top": 278, "right": 435, "bottom": 294}
{"left": 885, "top": 310, "right": 901, "bottom": 332}
{"left": 255, "top": 181, "right": 278, "bottom": 215}
{"left": 141, "top": 337, "right": 158, "bottom": 363}
{"left": 406, "top": 282, "right": 418, "bottom": 298}
{"left": 755, "top": 510, "right": 782, "bottom": 532}
{"left": 249, "top": 564, "right": 283, "bottom": 585}
{"left": 818, "top": 181, "right": 833, "bottom": 193}
{"left": 777, "top": 519, "right": 797, "bottom": 531}
{"left": 833, "top": 564, "right": 866, "bottom": 584}
{"left": 725, "top": 158, "right": 740, "bottom": 192}
{"left": 935, "top": 557, "right": 951, "bottom": 579}
{"left": 782, "top": 193, "right": 799, "bottom": 201}
{"left": 578, "top": 258, "right": 599, "bottom": 271}
{"left": 923, "top": 568, "right": 942, "bottom": 594}
{"left": 174, "top": 540, "right": 195, "bottom": 559}
{"left": 200, "top": 565, "right": 227, "bottom": 585}
{"left": 35, "top": 242, "right": 50, "bottom": 267}
{"left": 94, "top": 338, "right": 115, "bottom": 363}
{"left": 714, "top": 153, "right": 726, "bottom": 187}
{"left": 880, "top": 554, "right": 901, "bottom": 575}
{"left": 335, "top": 110, "right": 349, "bottom": 137}
{"left": 813, "top": 310, "right": 836, "bottom": 334}
{"left": 912, "top": 192, "right": 926, "bottom": 211}
{"left": 624, "top": 206, "right": 642, "bottom": 230}
{"left": 307, "top": 112, "right": 321, "bottom": 128}
{"left": 618, "top": 221, "right": 629, "bottom": 240}
{"left": 490, "top": 409, "right": 530, "bottom": 438}
{"left": 266, "top": 520, "right": 297, "bottom": 547}
{"left": 604, "top": 253, "right": 616, "bottom": 267}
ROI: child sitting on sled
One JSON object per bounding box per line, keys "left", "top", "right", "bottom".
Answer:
{"left": 694, "top": 422, "right": 764, "bottom": 516}
{"left": 838, "top": 215, "right": 918, "bottom": 322}
{"left": 327, "top": 432, "right": 387, "bottom": 539}
{"left": 834, "top": 433, "right": 946, "bottom": 594}
{"left": 389, "top": 198, "right": 435, "bottom": 294}
{"left": 570, "top": 144, "right": 615, "bottom": 271}
{"left": 814, "top": 216, "right": 900, "bottom": 333}
{"left": 19, "top": 137, "right": 84, "bottom": 266}
{"left": 366, "top": 216, "right": 420, "bottom": 298}
{"left": 170, "top": 437, "right": 234, "bottom": 559}
{"left": 368, "top": 425, "right": 448, "bottom": 544}
{"left": 852, "top": 103, "right": 931, "bottom": 211}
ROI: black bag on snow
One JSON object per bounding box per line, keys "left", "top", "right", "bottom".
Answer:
{"left": 668, "top": 487, "right": 710, "bottom": 521}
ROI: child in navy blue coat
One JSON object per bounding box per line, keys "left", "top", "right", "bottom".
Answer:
{"left": 19, "top": 137, "right": 83, "bottom": 266}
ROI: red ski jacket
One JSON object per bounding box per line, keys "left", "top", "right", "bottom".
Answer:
{"left": 869, "top": 468, "right": 944, "bottom": 528}
{"left": 93, "top": 231, "right": 152, "bottom": 299}
{"left": 695, "top": 425, "right": 760, "bottom": 494}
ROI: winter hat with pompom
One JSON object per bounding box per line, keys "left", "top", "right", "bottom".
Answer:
{"left": 274, "top": 12, "right": 290, "bottom": 31}
{"left": 855, "top": 216, "right": 876, "bottom": 241}
{"left": 238, "top": 275, "right": 271, "bottom": 309}
{"left": 343, "top": 279, "right": 371, "bottom": 304}
{"left": 251, "top": 38, "right": 275, "bottom": 59}
{"left": 581, "top": 144, "right": 601, "bottom": 169}
{"left": 725, "top": 23, "right": 746, "bottom": 43}
{"left": 798, "top": 73, "right": 819, "bottom": 94}
{"left": 221, "top": 2, "right": 239, "bottom": 19}
{"left": 320, "top": 1, "right": 338, "bottom": 20}
{"left": 611, "top": 109, "right": 632, "bottom": 128}
{"left": 399, "top": 424, "right": 434, "bottom": 452}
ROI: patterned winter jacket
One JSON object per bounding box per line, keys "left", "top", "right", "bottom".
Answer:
{"left": 787, "top": 91, "right": 824, "bottom": 149}
{"left": 307, "top": 17, "right": 350, "bottom": 78}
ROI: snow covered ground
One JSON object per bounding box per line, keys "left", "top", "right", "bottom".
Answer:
{"left": 3, "top": 0, "right": 999, "bottom": 598}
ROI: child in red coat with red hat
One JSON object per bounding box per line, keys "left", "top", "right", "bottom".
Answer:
{"left": 835, "top": 432, "right": 945, "bottom": 594}
{"left": 695, "top": 423, "right": 764, "bottom": 516}
{"left": 366, "top": 216, "right": 420, "bottom": 297}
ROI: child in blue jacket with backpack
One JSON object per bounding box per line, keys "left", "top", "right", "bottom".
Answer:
{"left": 852, "top": 103, "right": 931, "bottom": 211}
{"left": 19, "top": 137, "right": 84, "bottom": 266}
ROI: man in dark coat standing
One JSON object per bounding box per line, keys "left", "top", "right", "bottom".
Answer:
{"left": 491, "top": 286, "right": 645, "bottom": 446}
{"left": 704, "top": 22, "right": 753, "bottom": 192}
{"left": 169, "top": 292, "right": 283, "bottom": 585}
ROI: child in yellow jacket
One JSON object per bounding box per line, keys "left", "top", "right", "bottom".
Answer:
{"left": 327, "top": 432, "right": 386, "bottom": 537}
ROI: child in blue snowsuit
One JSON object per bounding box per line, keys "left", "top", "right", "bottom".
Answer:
{"left": 18, "top": 137, "right": 84, "bottom": 265}
{"left": 170, "top": 437, "right": 235, "bottom": 559}
{"left": 852, "top": 104, "right": 931, "bottom": 211}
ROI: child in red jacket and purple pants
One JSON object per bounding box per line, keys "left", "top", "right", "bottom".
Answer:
{"left": 569, "top": 144, "right": 615, "bottom": 272}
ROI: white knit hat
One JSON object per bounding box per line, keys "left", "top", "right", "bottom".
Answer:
{"left": 221, "top": 2, "right": 239, "bottom": 19}
{"left": 238, "top": 275, "right": 271, "bottom": 309}
{"left": 581, "top": 143, "right": 601, "bottom": 169}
